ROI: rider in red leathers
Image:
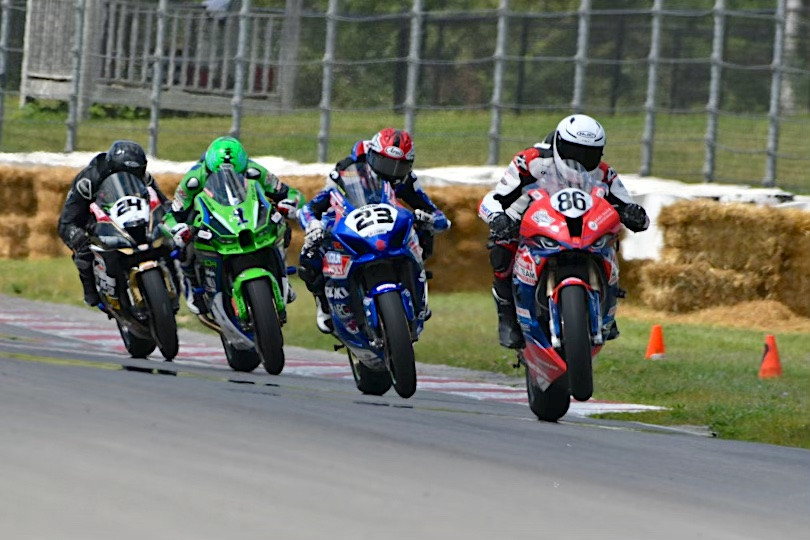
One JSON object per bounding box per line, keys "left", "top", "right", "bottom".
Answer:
{"left": 478, "top": 114, "right": 649, "bottom": 349}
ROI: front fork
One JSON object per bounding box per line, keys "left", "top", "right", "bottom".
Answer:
{"left": 548, "top": 279, "right": 603, "bottom": 348}
{"left": 362, "top": 283, "right": 417, "bottom": 347}
{"left": 127, "top": 259, "right": 179, "bottom": 316}
{"left": 230, "top": 267, "right": 284, "bottom": 324}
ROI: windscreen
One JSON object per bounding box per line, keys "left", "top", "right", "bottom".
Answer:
{"left": 95, "top": 172, "right": 148, "bottom": 210}
{"left": 204, "top": 167, "right": 248, "bottom": 206}
{"left": 339, "top": 164, "right": 385, "bottom": 207}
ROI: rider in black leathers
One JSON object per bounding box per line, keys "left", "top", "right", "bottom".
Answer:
{"left": 57, "top": 140, "right": 167, "bottom": 307}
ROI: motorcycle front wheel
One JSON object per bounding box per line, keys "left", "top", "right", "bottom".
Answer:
{"left": 525, "top": 367, "right": 570, "bottom": 422}
{"left": 559, "top": 286, "right": 593, "bottom": 401}
{"left": 117, "top": 320, "right": 156, "bottom": 358}
{"left": 220, "top": 334, "right": 261, "bottom": 372}
{"left": 244, "top": 278, "right": 285, "bottom": 375}
{"left": 139, "top": 267, "right": 179, "bottom": 361}
{"left": 377, "top": 290, "right": 416, "bottom": 398}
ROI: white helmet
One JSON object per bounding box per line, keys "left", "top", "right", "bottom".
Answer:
{"left": 553, "top": 114, "right": 606, "bottom": 173}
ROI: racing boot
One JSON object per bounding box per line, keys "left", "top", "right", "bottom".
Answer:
{"left": 181, "top": 265, "right": 207, "bottom": 315}
{"left": 314, "top": 294, "right": 333, "bottom": 334}
{"left": 492, "top": 279, "right": 524, "bottom": 349}
{"left": 75, "top": 252, "right": 101, "bottom": 307}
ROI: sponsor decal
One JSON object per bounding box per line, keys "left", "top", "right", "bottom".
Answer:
{"left": 531, "top": 209, "right": 554, "bottom": 227}
{"left": 576, "top": 130, "right": 597, "bottom": 138}
{"left": 334, "top": 303, "right": 353, "bottom": 317}
{"left": 530, "top": 190, "right": 543, "bottom": 200}
{"left": 515, "top": 306, "right": 531, "bottom": 319}
{"left": 588, "top": 221, "right": 598, "bottom": 231}
{"left": 384, "top": 145, "right": 404, "bottom": 158}
{"left": 324, "top": 251, "right": 352, "bottom": 278}
{"left": 198, "top": 229, "right": 212, "bottom": 240}
{"left": 171, "top": 199, "right": 182, "bottom": 212}
{"left": 514, "top": 249, "right": 537, "bottom": 285}
{"left": 325, "top": 285, "right": 349, "bottom": 300}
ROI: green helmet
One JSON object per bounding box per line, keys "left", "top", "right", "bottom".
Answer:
{"left": 204, "top": 136, "right": 249, "bottom": 174}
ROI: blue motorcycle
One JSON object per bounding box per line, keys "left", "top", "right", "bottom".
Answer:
{"left": 321, "top": 165, "right": 429, "bottom": 398}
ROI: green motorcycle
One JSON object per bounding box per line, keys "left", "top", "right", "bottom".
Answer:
{"left": 189, "top": 165, "right": 290, "bottom": 374}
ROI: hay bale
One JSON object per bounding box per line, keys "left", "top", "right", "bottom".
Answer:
{"left": 0, "top": 172, "right": 37, "bottom": 216}
{"left": 0, "top": 216, "right": 30, "bottom": 258}
{"left": 773, "top": 210, "right": 810, "bottom": 317}
{"left": 640, "top": 261, "right": 762, "bottom": 313}
{"left": 28, "top": 232, "right": 69, "bottom": 258}
{"left": 657, "top": 200, "right": 792, "bottom": 281}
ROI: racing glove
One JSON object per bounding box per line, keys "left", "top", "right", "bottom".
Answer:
{"left": 277, "top": 198, "right": 299, "bottom": 219}
{"left": 414, "top": 209, "right": 435, "bottom": 231}
{"left": 66, "top": 227, "right": 90, "bottom": 252}
{"left": 303, "top": 220, "right": 325, "bottom": 249}
{"left": 488, "top": 212, "right": 519, "bottom": 241}
{"left": 170, "top": 223, "right": 192, "bottom": 249}
{"left": 619, "top": 203, "right": 649, "bottom": 233}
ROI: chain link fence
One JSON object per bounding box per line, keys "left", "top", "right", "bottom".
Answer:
{"left": 1, "top": 0, "right": 808, "bottom": 191}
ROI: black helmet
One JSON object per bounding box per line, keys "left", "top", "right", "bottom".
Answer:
{"left": 106, "top": 140, "right": 147, "bottom": 179}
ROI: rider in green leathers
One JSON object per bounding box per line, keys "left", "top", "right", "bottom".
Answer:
{"left": 163, "top": 136, "right": 304, "bottom": 314}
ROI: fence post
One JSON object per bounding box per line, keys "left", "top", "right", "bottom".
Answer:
{"left": 279, "top": 0, "right": 302, "bottom": 112}
{"left": 404, "top": 0, "right": 422, "bottom": 135}
{"left": 230, "top": 0, "right": 250, "bottom": 139}
{"left": 702, "top": 0, "right": 725, "bottom": 183}
{"left": 148, "top": 0, "right": 168, "bottom": 157}
{"left": 317, "top": 0, "right": 338, "bottom": 163}
{"left": 0, "top": 0, "right": 11, "bottom": 149}
{"left": 488, "top": 0, "right": 508, "bottom": 165}
{"left": 571, "top": 0, "right": 590, "bottom": 114}
{"left": 65, "top": 0, "right": 87, "bottom": 153}
{"left": 640, "top": 0, "right": 662, "bottom": 177}
{"left": 764, "top": 0, "right": 787, "bottom": 188}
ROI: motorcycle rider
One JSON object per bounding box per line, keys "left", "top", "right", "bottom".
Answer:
{"left": 298, "top": 127, "right": 451, "bottom": 333}
{"left": 162, "top": 136, "right": 304, "bottom": 314}
{"left": 58, "top": 140, "right": 167, "bottom": 308}
{"left": 478, "top": 114, "right": 650, "bottom": 349}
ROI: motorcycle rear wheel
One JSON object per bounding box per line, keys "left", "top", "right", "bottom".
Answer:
{"left": 525, "top": 367, "right": 570, "bottom": 422}
{"left": 559, "top": 286, "right": 593, "bottom": 401}
{"left": 140, "top": 267, "right": 179, "bottom": 361}
{"left": 117, "top": 321, "right": 156, "bottom": 358}
{"left": 244, "top": 278, "right": 285, "bottom": 375}
{"left": 377, "top": 290, "right": 416, "bottom": 398}
{"left": 220, "top": 334, "right": 261, "bottom": 372}
{"left": 348, "top": 350, "right": 392, "bottom": 396}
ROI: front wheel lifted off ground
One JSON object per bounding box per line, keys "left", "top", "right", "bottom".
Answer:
{"left": 377, "top": 290, "right": 416, "bottom": 398}
{"left": 244, "top": 278, "right": 285, "bottom": 375}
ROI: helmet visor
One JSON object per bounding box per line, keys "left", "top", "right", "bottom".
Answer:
{"left": 368, "top": 152, "right": 413, "bottom": 182}
{"left": 555, "top": 138, "right": 603, "bottom": 172}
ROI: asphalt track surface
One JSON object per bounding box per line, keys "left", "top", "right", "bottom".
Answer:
{"left": 0, "top": 297, "right": 808, "bottom": 539}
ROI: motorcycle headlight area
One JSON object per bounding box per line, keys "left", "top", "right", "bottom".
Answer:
{"left": 591, "top": 234, "right": 614, "bottom": 249}
{"left": 533, "top": 235, "right": 560, "bottom": 250}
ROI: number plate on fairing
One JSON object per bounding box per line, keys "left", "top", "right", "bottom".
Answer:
{"left": 550, "top": 188, "right": 593, "bottom": 219}
{"left": 345, "top": 204, "right": 398, "bottom": 237}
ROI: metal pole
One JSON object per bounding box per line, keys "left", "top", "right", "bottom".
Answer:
{"left": 0, "top": 0, "right": 11, "bottom": 149}
{"left": 487, "top": 0, "right": 508, "bottom": 165}
{"left": 764, "top": 0, "right": 786, "bottom": 187}
{"left": 148, "top": 0, "right": 167, "bottom": 157}
{"left": 317, "top": 0, "right": 338, "bottom": 163}
{"left": 230, "top": 0, "right": 250, "bottom": 139}
{"left": 404, "top": 0, "right": 422, "bottom": 134}
{"left": 65, "top": 0, "right": 87, "bottom": 153}
{"left": 702, "top": 0, "right": 725, "bottom": 183}
{"left": 571, "top": 0, "right": 590, "bottom": 113}
{"left": 640, "top": 0, "right": 662, "bottom": 177}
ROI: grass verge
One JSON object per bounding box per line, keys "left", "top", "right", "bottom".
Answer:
{"left": 1, "top": 257, "right": 808, "bottom": 448}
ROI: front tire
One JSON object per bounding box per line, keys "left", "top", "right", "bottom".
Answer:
{"left": 244, "top": 279, "right": 285, "bottom": 375}
{"left": 559, "top": 286, "right": 593, "bottom": 401}
{"left": 348, "top": 350, "right": 392, "bottom": 396}
{"left": 377, "top": 291, "right": 416, "bottom": 398}
{"left": 140, "top": 268, "right": 179, "bottom": 361}
{"left": 116, "top": 321, "right": 156, "bottom": 358}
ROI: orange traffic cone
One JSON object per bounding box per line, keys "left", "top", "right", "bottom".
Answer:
{"left": 758, "top": 334, "right": 782, "bottom": 379}
{"left": 645, "top": 324, "right": 666, "bottom": 360}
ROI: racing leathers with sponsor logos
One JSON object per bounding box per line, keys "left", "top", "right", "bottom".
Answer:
{"left": 58, "top": 140, "right": 167, "bottom": 308}
{"left": 298, "top": 129, "right": 450, "bottom": 333}
{"left": 478, "top": 125, "right": 649, "bottom": 349}
{"left": 162, "top": 136, "right": 304, "bottom": 314}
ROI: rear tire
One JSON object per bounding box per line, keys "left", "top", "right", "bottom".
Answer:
{"left": 377, "top": 291, "right": 416, "bottom": 398}
{"left": 220, "top": 334, "right": 261, "bottom": 372}
{"left": 117, "top": 321, "right": 156, "bottom": 358}
{"left": 244, "top": 279, "right": 285, "bottom": 375}
{"left": 559, "top": 286, "right": 593, "bottom": 401}
{"left": 140, "top": 268, "right": 179, "bottom": 361}
{"left": 348, "top": 350, "right": 392, "bottom": 396}
{"left": 526, "top": 367, "right": 570, "bottom": 422}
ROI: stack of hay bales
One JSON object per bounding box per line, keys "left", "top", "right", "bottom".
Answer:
{"left": 0, "top": 166, "right": 36, "bottom": 257}
{"left": 640, "top": 199, "right": 810, "bottom": 317}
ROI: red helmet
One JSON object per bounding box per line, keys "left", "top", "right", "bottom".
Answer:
{"left": 366, "top": 128, "right": 415, "bottom": 184}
